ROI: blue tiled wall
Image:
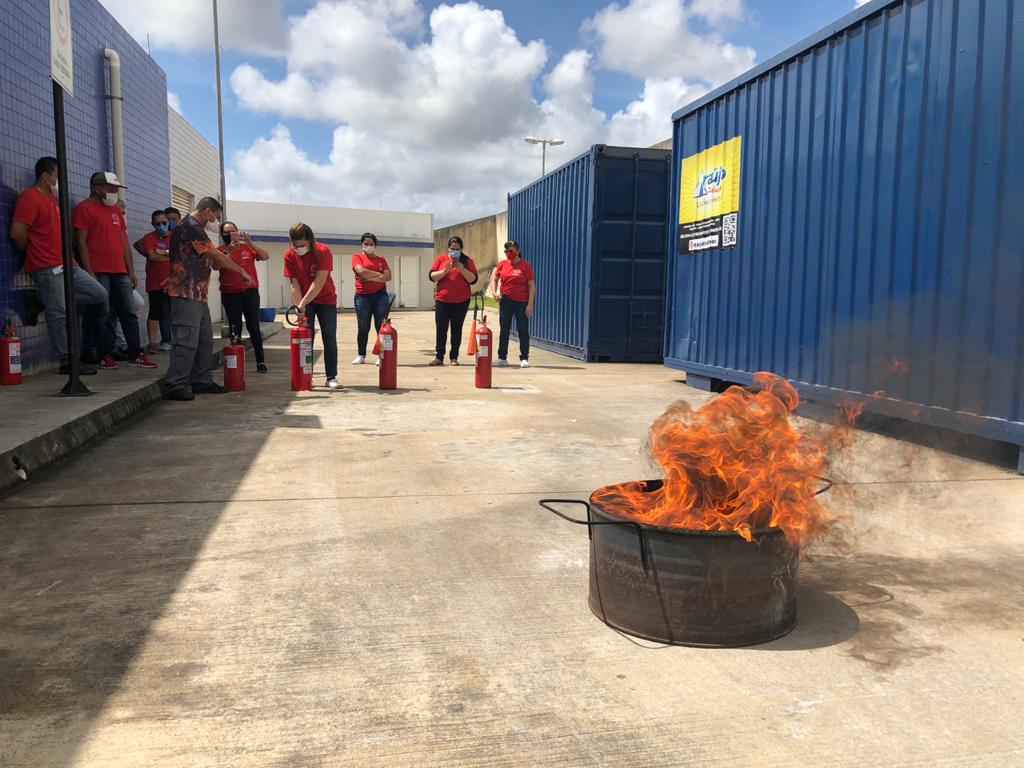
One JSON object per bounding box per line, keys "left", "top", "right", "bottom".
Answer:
{"left": 1, "top": 0, "right": 171, "bottom": 371}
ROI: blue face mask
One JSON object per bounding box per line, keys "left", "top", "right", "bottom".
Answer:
{"left": 155, "top": 223, "right": 169, "bottom": 234}
{"left": 167, "top": 220, "right": 178, "bottom": 231}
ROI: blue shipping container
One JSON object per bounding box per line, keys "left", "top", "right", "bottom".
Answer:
{"left": 666, "top": 0, "right": 1024, "bottom": 470}
{"left": 507, "top": 145, "right": 671, "bottom": 362}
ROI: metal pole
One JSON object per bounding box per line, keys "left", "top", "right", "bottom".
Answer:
{"left": 53, "top": 81, "right": 91, "bottom": 396}
{"left": 213, "top": 0, "right": 227, "bottom": 215}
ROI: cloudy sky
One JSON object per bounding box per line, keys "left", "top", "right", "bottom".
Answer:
{"left": 98, "top": 0, "right": 871, "bottom": 225}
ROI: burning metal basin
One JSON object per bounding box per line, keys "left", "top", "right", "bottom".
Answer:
{"left": 540, "top": 480, "right": 800, "bottom": 647}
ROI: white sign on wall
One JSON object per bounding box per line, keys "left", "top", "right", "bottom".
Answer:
{"left": 50, "top": 0, "right": 74, "bottom": 94}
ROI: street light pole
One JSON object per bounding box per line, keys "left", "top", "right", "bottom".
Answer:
{"left": 524, "top": 136, "right": 565, "bottom": 178}
{"left": 213, "top": 0, "right": 227, "bottom": 215}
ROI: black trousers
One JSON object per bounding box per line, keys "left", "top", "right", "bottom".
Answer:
{"left": 498, "top": 297, "right": 530, "bottom": 361}
{"left": 221, "top": 288, "right": 265, "bottom": 364}
{"left": 434, "top": 299, "right": 470, "bottom": 361}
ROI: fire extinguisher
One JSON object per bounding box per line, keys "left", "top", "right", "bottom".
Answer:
{"left": 378, "top": 317, "right": 397, "bottom": 390}
{"left": 223, "top": 327, "right": 246, "bottom": 392}
{"left": 475, "top": 316, "right": 492, "bottom": 389}
{"left": 286, "top": 305, "right": 313, "bottom": 391}
{"left": 1, "top": 323, "right": 22, "bottom": 386}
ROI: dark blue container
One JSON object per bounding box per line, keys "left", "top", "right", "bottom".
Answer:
{"left": 507, "top": 145, "right": 671, "bottom": 362}
{"left": 666, "top": 0, "right": 1024, "bottom": 471}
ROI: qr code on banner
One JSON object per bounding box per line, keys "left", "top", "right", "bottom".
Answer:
{"left": 722, "top": 213, "right": 738, "bottom": 246}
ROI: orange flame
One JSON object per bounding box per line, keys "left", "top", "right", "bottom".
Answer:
{"left": 593, "top": 372, "right": 835, "bottom": 545}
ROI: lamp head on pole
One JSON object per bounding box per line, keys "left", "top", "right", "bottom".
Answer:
{"left": 524, "top": 137, "right": 541, "bottom": 145}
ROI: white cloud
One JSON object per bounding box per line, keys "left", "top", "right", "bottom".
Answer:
{"left": 98, "top": 0, "right": 290, "bottom": 54}
{"left": 223, "top": 0, "right": 756, "bottom": 225}
{"left": 584, "top": 0, "right": 754, "bottom": 84}
{"left": 167, "top": 91, "right": 183, "bottom": 115}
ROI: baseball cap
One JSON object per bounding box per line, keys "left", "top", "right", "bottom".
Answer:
{"left": 89, "top": 171, "right": 127, "bottom": 188}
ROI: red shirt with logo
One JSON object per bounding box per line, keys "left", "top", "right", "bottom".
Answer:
{"left": 283, "top": 242, "right": 337, "bottom": 306}
{"left": 351, "top": 252, "right": 389, "bottom": 294}
{"left": 431, "top": 253, "right": 478, "bottom": 303}
{"left": 13, "top": 186, "right": 62, "bottom": 273}
{"left": 141, "top": 231, "right": 172, "bottom": 290}
{"left": 218, "top": 243, "right": 260, "bottom": 294}
{"left": 71, "top": 197, "right": 128, "bottom": 274}
{"left": 495, "top": 257, "right": 534, "bottom": 302}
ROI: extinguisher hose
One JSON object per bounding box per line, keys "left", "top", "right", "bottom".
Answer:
{"left": 284, "top": 305, "right": 304, "bottom": 327}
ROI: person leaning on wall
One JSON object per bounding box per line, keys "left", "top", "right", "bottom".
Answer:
{"left": 9, "top": 156, "right": 106, "bottom": 375}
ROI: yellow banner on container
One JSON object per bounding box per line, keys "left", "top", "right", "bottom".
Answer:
{"left": 678, "top": 136, "right": 742, "bottom": 253}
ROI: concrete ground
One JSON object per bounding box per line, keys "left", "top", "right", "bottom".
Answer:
{"left": 1, "top": 310, "right": 1022, "bottom": 767}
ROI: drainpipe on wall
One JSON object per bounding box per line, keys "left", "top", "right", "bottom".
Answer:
{"left": 103, "top": 48, "right": 125, "bottom": 205}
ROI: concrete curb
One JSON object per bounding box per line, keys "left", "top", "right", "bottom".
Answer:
{"left": 0, "top": 323, "right": 282, "bottom": 496}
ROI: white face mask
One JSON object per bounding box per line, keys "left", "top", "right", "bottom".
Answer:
{"left": 51, "top": 179, "right": 59, "bottom": 196}
{"left": 295, "top": 245, "right": 310, "bottom": 256}
{"left": 363, "top": 244, "right": 376, "bottom": 254}
{"left": 104, "top": 192, "right": 119, "bottom": 206}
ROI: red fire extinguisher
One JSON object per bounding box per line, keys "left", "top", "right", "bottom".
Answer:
{"left": 378, "top": 317, "right": 397, "bottom": 390}
{"left": 286, "top": 306, "right": 313, "bottom": 391}
{"left": 223, "top": 328, "right": 246, "bottom": 392}
{"left": 1, "top": 323, "right": 22, "bottom": 386}
{"left": 475, "top": 316, "right": 492, "bottom": 389}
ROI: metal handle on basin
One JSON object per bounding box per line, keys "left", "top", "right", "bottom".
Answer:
{"left": 538, "top": 499, "right": 649, "bottom": 574}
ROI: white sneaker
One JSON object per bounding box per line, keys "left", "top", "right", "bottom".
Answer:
{"left": 375, "top": 356, "right": 381, "bottom": 366}
{"left": 352, "top": 355, "right": 365, "bottom": 365}
{"left": 493, "top": 358, "right": 508, "bottom": 367}
{"left": 327, "top": 377, "right": 341, "bottom": 390}
{"left": 520, "top": 360, "right": 530, "bottom": 368}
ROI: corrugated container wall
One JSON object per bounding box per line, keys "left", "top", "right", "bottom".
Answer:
{"left": 507, "top": 145, "right": 670, "bottom": 362}
{"left": 666, "top": 0, "right": 1024, "bottom": 469}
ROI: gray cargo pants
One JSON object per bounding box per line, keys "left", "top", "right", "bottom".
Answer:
{"left": 163, "top": 297, "right": 214, "bottom": 393}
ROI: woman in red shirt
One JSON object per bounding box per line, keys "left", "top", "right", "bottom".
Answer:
{"left": 133, "top": 210, "right": 173, "bottom": 354}
{"left": 219, "top": 221, "right": 270, "bottom": 372}
{"left": 488, "top": 240, "right": 536, "bottom": 368}
{"left": 350, "top": 232, "right": 392, "bottom": 365}
{"left": 428, "top": 235, "right": 478, "bottom": 366}
{"left": 283, "top": 222, "right": 340, "bottom": 389}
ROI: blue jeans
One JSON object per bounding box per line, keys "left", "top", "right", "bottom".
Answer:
{"left": 93, "top": 273, "right": 142, "bottom": 356}
{"left": 354, "top": 290, "right": 389, "bottom": 356}
{"left": 498, "top": 297, "right": 530, "bottom": 361}
{"left": 29, "top": 265, "right": 107, "bottom": 365}
{"left": 304, "top": 303, "right": 338, "bottom": 379}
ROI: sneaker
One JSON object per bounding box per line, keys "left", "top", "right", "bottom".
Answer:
{"left": 327, "top": 377, "right": 342, "bottom": 390}
{"left": 352, "top": 355, "right": 365, "bottom": 365}
{"left": 428, "top": 358, "right": 444, "bottom": 366}
{"left": 159, "top": 342, "right": 173, "bottom": 352}
{"left": 98, "top": 355, "right": 119, "bottom": 370}
{"left": 147, "top": 343, "right": 159, "bottom": 355}
{"left": 520, "top": 360, "right": 530, "bottom": 369}
{"left": 375, "top": 356, "right": 381, "bottom": 367}
{"left": 58, "top": 363, "right": 97, "bottom": 375}
{"left": 450, "top": 359, "right": 460, "bottom": 366}
{"left": 192, "top": 382, "right": 230, "bottom": 394}
{"left": 257, "top": 362, "right": 269, "bottom": 373}
{"left": 132, "top": 352, "right": 158, "bottom": 369}
{"left": 162, "top": 388, "right": 195, "bottom": 401}
{"left": 493, "top": 358, "right": 508, "bottom": 367}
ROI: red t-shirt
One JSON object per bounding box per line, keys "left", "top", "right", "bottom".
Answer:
{"left": 495, "top": 257, "right": 535, "bottom": 302}
{"left": 218, "top": 243, "right": 260, "bottom": 294}
{"left": 351, "top": 252, "right": 389, "bottom": 294}
{"left": 283, "top": 242, "right": 337, "bottom": 306}
{"left": 13, "top": 186, "right": 62, "bottom": 273}
{"left": 71, "top": 197, "right": 128, "bottom": 274}
{"left": 141, "top": 231, "right": 172, "bottom": 290}
{"left": 431, "top": 253, "right": 478, "bottom": 303}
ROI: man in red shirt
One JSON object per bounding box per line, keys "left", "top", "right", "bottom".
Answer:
{"left": 133, "top": 209, "right": 173, "bottom": 353}
{"left": 489, "top": 239, "right": 536, "bottom": 368}
{"left": 9, "top": 157, "right": 106, "bottom": 375}
{"left": 72, "top": 171, "right": 156, "bottom": 370}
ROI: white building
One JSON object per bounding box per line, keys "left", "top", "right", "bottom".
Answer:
{"left": 226, "top": 201, "right": 436, "bottom": 311}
